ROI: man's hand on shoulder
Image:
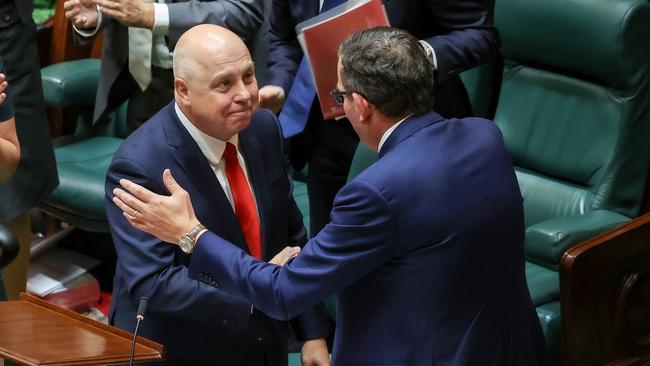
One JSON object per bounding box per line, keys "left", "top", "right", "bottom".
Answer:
{"left": 93, "top": 0, "right": 155, "bottom": 29}
{"left": 64, "top": 0, "right": 100, "bottom": 29}
{"left": 112, "top": 169, "right": 200, "bottom": 244}
{"left": 301, "top": 338, "right": 330, "bottom": 366}
{"left": 259, "top": 85, "right": 286, "bottom": 114}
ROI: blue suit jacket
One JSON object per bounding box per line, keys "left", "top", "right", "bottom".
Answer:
{"left": 268, "top": 0, "right": 499, "bottom": 119}
{"left": 105, "top": 103, "right": 329, "bottom": 365}
{"left": 189, "top": 112, "right": 547, "bottom": 365}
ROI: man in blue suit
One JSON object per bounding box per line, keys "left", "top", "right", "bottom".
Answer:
{"left": 113, "top": 27, "right": 546, "bottom": 365}
{"left": 260, "top": 0, "right": 500, "bottom": 237}
{"left": 105, "top": 24, "right": 330, "bottom": 365}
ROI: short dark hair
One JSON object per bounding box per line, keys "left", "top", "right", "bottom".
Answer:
{"left": 338, "top": 26, "right": 434, "bottom": 118}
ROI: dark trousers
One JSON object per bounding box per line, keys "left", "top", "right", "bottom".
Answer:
{"left": 104, "top": 65, "right": 174, "bottom": 134}
{"left": 289, "top": 100, "right": 359, "bottom": 236}
{"left": 126, "top": 66, "right": 175, "bottom": 133}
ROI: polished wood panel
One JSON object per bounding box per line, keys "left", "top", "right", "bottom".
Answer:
{"left": 561, "top": 213, "right": 650, "bottom": 366}
{"left": 0, "top": 294, "right": 163, "bottom": 365}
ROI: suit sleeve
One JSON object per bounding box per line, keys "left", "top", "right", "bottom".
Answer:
{"left": 422, "top": 0, "right": 499, "bottom": 83}
{"left": 265, "top": 0, "right": 304, "bottom": 93}
{"left": 166, "top": 0, "right": 264, "bottom": 48}
{"left": 106, "top": 157, "right": 251, "bottom": 321}
{"left": 188, "top": 178, "right": 401, "bottom": 320}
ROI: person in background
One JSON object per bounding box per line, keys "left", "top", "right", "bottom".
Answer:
{"left": 113, "top": 26, "right": 546, "bottom": 366}
{"left": 261, "top": 0, "right": 500, "bottom": 237}
{"left": 63, "top": 0, "right": 266, "bottom": 132}
{"left": 105, "top": 24, "right": 330, "bottom": 366}
{"left": 0, "top": 0, "right": 59, "bottom": 300}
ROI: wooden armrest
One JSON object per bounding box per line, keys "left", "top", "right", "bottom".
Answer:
{"left": 560, "top": 212, "right": 650, "bottom": 365}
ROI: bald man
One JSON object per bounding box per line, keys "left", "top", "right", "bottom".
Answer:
{"left": 104, "top": 25, "right": 331, "bottom": 366}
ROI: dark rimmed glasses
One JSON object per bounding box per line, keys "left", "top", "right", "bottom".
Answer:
{"left": 330, "top": 88, "right": 353, "bottom": 106}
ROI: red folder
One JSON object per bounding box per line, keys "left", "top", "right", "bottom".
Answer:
{"left": 298, "top": 0, "right": 390, "bottom": 120}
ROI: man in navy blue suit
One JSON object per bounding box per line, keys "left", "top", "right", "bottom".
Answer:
{"left": 260, "top": 0, "right": 500, "bottom": 237}
{"left": 105, "top": 24, "right": 330, "bottom": 365}
{"left": 113, "top": 27, "right": 546, "bottom": 365}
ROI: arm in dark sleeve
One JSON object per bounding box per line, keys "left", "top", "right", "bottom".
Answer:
{"left": 188, "top": 179, "right": 400, "bottom": 320}
{"left": 167, "top": 0, "right": 265, "bottom": 48}
{"left": 106, "top": 157, "right": 251, "bottom": 320}
{"left": 266, "top": 0, "right": 305, "bottom": 93}
{"left": 422, "top": 0, "right": 500, "bottom": 82}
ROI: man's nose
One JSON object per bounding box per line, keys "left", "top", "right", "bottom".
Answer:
{"left": 232, "top": 80, "right": 252, "bottom": 102}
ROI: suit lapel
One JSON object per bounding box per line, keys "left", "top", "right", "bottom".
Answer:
{"left": 239, "top": 127, "right": 272, "bottom": 259}
{"left": 162, "top": 106, "right": 249, "bottom": 252}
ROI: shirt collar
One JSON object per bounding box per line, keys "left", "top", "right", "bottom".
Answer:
{"left": 378, "top": 114, "right": 413, "bottom": 153}
{"left": 174, "top": 103, "right": 238, "bottom": 166}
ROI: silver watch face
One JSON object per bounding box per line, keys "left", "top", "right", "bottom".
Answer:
{"left": 179, "top": 236, "right": 193, "bottom": 253}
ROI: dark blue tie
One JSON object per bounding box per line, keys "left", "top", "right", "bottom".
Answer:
{"left": 279, "top": 0, "right": 347, "bottom": 138}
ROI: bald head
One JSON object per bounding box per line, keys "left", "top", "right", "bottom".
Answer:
{"left": 173, "top": 24, "right": 250, "bottom": 83}
{"left": 172, "top": 24, "right": 259, "bottom": 141}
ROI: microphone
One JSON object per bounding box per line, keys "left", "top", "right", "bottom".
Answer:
{"left": 129, "top": 296, "right": 149, "bottom": 366}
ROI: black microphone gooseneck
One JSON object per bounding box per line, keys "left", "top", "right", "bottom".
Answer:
{"left": 129, "top": 296, "right": 149, "bottom": 366}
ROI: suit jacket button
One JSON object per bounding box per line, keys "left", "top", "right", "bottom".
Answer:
{"left": 257, "top": 337, "right": 264, "bottom": 342}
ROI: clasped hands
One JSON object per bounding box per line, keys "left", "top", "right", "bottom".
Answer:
{"left": 112, "top": 169, "right": 301, "bottom": 266}
{"left": 64, "top": 0, "right": 154, "bottom": 30}
{"left": 113, "top": 171, "right": 329, "bottom": 364}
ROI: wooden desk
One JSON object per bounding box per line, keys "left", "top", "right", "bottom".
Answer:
{"left": 0, "top": 294, "right": 163, "bottom": 365}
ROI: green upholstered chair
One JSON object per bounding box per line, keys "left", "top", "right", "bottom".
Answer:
{"left": 0, "top": 224, "right": 19, "bottom": 301}
{"left": 494, "top": 0, "right": 650, "bottom": 364}
{"left": 39, "top": 59, "right": 128, "bottom": 232}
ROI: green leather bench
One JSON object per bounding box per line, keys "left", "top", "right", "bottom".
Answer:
{"left": 494, "top": 0, "right": 650, "bottom": 363}
{"left": 39, "top": 59, "right": 128, "bottom": 232}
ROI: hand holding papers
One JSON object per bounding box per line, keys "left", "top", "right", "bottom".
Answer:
{"left": 297, "top": 0, "right": 389, "bottom": 120}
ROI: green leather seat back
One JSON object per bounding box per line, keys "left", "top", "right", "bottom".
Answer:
{"left": 494, "top": 1, "right": 650, "bottom": 362}
{"left": 41, "top": 59, "right": 129, "bottom": 232}
{"left": 494, "top": 0, "right": 650, "bottom": 249}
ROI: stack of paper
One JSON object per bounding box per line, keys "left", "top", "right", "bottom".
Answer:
{"left": 27, "top": 247, "right": 100, "bottom": 297}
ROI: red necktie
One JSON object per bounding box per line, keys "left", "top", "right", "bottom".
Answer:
{"left": 223, "top": 142, "right": 262, "bottom": 259}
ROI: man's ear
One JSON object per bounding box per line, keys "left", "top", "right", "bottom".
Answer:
{"left": 352, "top": 92, "right": 373, "bottom": 123}
{"left": 174, "top": 78, "right": 190, "bottom": 107}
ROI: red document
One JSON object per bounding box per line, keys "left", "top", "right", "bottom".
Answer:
{"left": 298, "top": 0, "right": 390, "bottom": 120}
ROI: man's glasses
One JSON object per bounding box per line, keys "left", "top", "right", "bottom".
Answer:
{"left": 330, "top": 88, "right": 353, "bottom": 106}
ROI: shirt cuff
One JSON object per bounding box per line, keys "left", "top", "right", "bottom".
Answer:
{"left": 152, "top": 3, "right": 170, "bottom": 35}
{"left": 73, "top": 5, "right": 102, "bottom": 37}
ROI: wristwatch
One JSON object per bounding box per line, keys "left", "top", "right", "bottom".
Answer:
{"left": 178, "top": 223, "right": 207, "bottom": 254}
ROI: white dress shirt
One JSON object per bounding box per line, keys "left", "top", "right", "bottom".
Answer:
{"left": 377, "top": 114, "right": 413, "bottom": 153}
{"left": 174, "top": 103, "right": 259, "bottom": 214}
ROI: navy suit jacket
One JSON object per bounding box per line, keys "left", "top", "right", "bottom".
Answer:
{"left": 105, "top": 104, "right": 329, "bottom": 365}
{"left": 268, "top": 0, "right": 499, "bottom": 118}
{"left": 189, "top": 112, "right": 547, "bottom": 365}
